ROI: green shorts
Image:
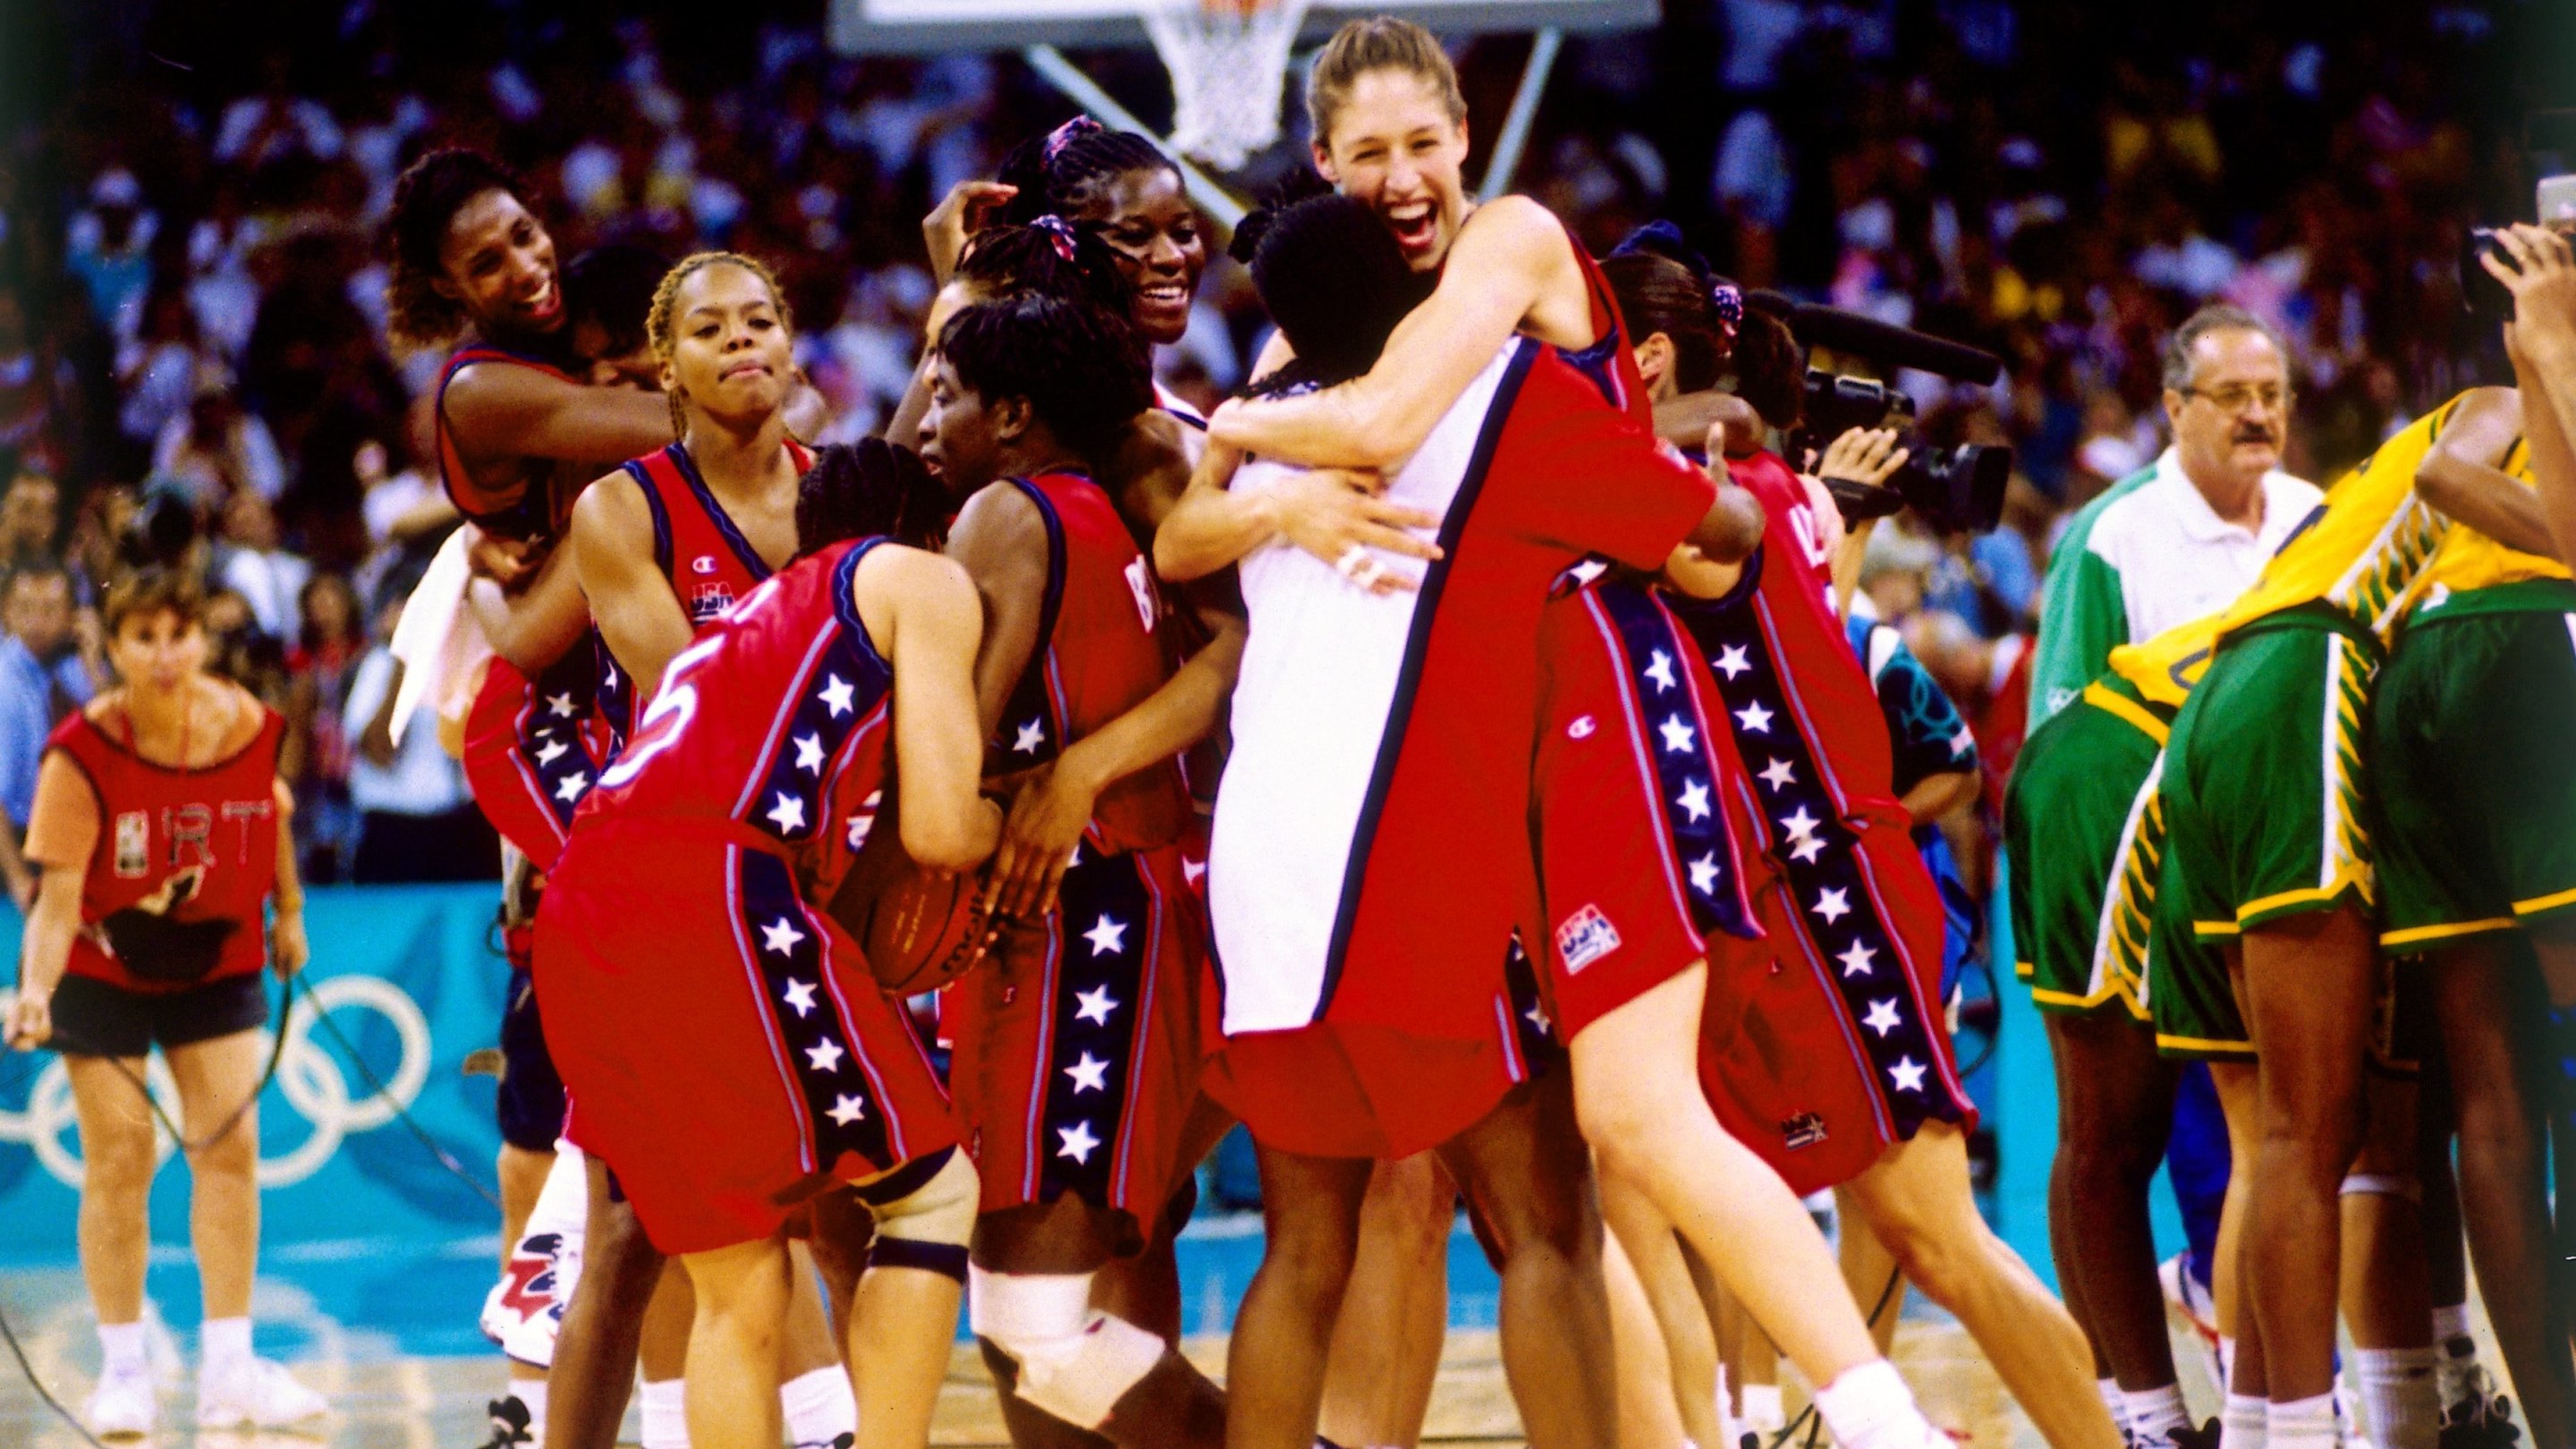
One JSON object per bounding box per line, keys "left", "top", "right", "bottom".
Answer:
{"left": 2160, "top": 612, "right": 2378, "bottom": 944}
{"left": 2373, "top": 580, "right": 2576, "bottom": 953}
{"left": 2148, "top": 851, "right": 2428, "bottom": 1068}
{"left": 2006, "top": 682, "right": 2165, "bottom": 1021}
{"left": 2148, "top": 830, "right": 2250, "bottom": 1058}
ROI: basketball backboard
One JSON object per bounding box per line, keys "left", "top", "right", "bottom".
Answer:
{"left": 830, "top": 0, "right": 1656, "bottom": 55}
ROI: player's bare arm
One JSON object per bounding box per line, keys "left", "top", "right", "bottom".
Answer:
{"left": 984, "top": 611, "right": 1247, "bottom": 919}
{"left": 2414, "top": 386, "right": 2558, "bottom": 558}
{"left": 569, "top": 470, "right": 696, "bottom": 702}
{"left": 2487, "top": 224, "right": 2576, "bottom": 563}
{"left": 945, "top": 479, "right": 1055, "bottom": 739}
{"left": 464, "top": 524, "right": 593, "bottom": 672}
{"left": 857, "top": 544, "right": 1003, "bottom": 872}
{"left": 1205, "top": 197, "right": 1580, "bottom": 469}
{"left": 267, "top": 777, "right": 309, "bottom": 979}
{"left": 1655, "top": 390, "right": 1765, "bottom": 458}
{"left": 441, "top": 360, "right": 676, "bottom": 480}
{"left": 1153, "top": 438, "right": 1440, "bottom": 587}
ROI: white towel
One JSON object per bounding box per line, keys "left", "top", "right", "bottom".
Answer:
{"left": 388, "top": 528, "right": 495, "bottom": 749}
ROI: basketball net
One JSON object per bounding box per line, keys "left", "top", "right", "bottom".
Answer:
{"left": 1142, "top": 0, "right": 1310, "bottom": 171}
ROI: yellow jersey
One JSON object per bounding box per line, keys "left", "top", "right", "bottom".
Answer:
{"left": 2100, "top": 611, "right": 2224, "bottom": 719}
{"left": 2414, "top": 440, "right": 2572, "bottom": 598}
{"left": 2210, "top": 396, "right": 2468, "bottom": 646}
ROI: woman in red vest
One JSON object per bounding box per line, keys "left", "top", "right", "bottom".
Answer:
{"left": 4, "top": 565, "right": 323, "bottom": 1438}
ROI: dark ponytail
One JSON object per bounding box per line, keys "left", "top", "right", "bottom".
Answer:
{"left": 796, "top": 439, "right": 951, "bottom": 555}
{"left": 1602, "top": 221, "right": 1804, "bottom": 431}
{"left": 995, "top": 117, "right": 1176, "bottom": 227}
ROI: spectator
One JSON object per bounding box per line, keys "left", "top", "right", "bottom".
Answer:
{"left": 64, "top": 168, "right": 157, "bottom": 341}
{"left": 284, "top": 572, "right": 363, "bottom": 882}
{"left": 151, "top": 364, "right": 286, "bottom": 506}
{"left": 0, "top": 560, "right": 97, "bottom": 910}
{"left": 0, "top": 286, "right": 69, "bottom": 473}
{"left": 211, "top": 487, "right": 310, "bottom": 640}
{"left": 213, "top": 52, "right": 344, "bottom": 173}
{"left": 341, "top": 586, "right": 495, "bottom": 884}
{"left": 1, "top": 470, "right": 63, "bottom": 570}
{"left": 116, "top": 282, "right": 209, "bottom": 459}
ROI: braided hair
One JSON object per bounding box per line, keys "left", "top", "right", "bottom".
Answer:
{"left": 956, "top": 216, "right": 1131, "bottom": 318}
{"left": 386, "top": 148, "right": 539, "bottom": 351}
{"left": 795, "top": 438, "right": 952, "bottom": 555}
{"left": 642, "top": 251, "right": 796, "bottom": 440}
{"left": 936, "top": 295, "right": 1153, "bottom": 465}
{"left": 994, "top": 117, "right": 1176, "bottom": 230}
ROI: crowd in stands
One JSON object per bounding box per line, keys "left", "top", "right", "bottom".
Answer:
{"left": 0, "top": 0, "right": 2538, "bottom": 891}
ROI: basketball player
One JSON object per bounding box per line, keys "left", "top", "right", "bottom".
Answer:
{"left": 2148, "top": 392, "right": 2545, "bottom": 1449}
{"left": 469, "top": 252, "right": 854, "bottom": 1449}
{"left": 534, "top": 437, "right": 987, "bottom": 1449}
{"left": 2363, "top": 392, "right": 2576, "bottom": 1447}
{"left": 1163, "top": 166, "right": 1942, "bottom": 1449}
{"left": 916, "top": 291, "right": 1240, "bottom": 1449}
{"left": 1570, "top": 244, "right": 2112, "bottom": 1449}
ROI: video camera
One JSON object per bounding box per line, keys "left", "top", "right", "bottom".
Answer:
{"left": 1752, "top": 293, "right": 2013, "bottom": 533}
{"left": 2462, "top": 173, "right": 2576, "bottom": 331}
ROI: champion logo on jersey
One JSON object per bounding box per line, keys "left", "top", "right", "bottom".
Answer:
{"left": 1555, "top": 904, "right": 1622, "bottom": 974}
{"left": 1566, "top": 714, "right": 1597, "bottom": 740}
{"left": 692, "top": 554, "right": 717, "bottom": 576}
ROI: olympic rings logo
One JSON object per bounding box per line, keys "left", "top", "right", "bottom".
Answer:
{"left": 0, "top": 975, "right": 433, "bottom": 1189}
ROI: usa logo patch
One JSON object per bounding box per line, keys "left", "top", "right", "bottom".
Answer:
{"left": 1781, "top": 1112, "right": 1827, "bottom": 1150}
{"left": 1555, "top": 904, "right": 1621, "bottom": 974}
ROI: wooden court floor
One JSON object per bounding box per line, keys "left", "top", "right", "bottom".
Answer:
{"left": 0, "top": 1299, "right": 2174, "bottom": 1449}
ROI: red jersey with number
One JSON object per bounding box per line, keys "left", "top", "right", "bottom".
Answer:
{"left": 571, "top": 538, "right": 895, "bottom": 898}
{"left": 44, "top": 704, "right": 284, "bottom": 992}
{"left": 435, "top": 343, "right": 586, "bottom": 541}
{"left": 984, "top": 470, "right": 1191, "bottom": 856}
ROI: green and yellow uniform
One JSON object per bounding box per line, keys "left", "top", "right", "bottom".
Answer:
{"left": 2370, "top": 438, "right": 2576, "bottom": 952}
{"left": 2154, "top": 398, "right": 2470, "bottom": 1057}
{"left": 2007, "top": 615, "right": 2216, "bottom": 1021}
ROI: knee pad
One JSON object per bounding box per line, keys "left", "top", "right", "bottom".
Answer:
{"left": 858, "top": 1146, "right": 977, "bottom": 1282}
{"left": 967, "top": 1267, "right": 1165, "bottom": 1429}
{"left": 2340, "top": 1172, "right": 2421, "bottom": 1202}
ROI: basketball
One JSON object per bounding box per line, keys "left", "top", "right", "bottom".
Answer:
{"left": 826, "top": 804, "right": 990, "bottom": 995}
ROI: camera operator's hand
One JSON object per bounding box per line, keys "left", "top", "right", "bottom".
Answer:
{"left": 2483, "top": 223, "right": 2576, "bottom": 364}
{"left": 1816, "top": 427, "right": 1911, "bottom": 491}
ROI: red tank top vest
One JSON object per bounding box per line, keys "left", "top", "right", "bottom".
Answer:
{"left": 45, "top": 703, "right": 284, "bottom": 992}
{"left": 596, "top": 438, "right": 814, "bottom": 743}
{"left": 436, "top": 344, "right": 585, "bottom": 541}
{"left": 990, "top": 470, "right": 1191, "bottom": 856}
{"left": 575, "top": 538, "right": 896, "bottom": 899}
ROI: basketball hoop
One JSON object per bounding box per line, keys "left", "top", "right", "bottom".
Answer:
{"left": 1141, "top": 0, "right": 1309, "bottom": 171}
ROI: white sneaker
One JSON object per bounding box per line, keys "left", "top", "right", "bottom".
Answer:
{"left": 84, "top": 1363, "right": 157, "bottom": 1437}
{"left": 196, "top": 1356, "right": 329, "bottom": 1429}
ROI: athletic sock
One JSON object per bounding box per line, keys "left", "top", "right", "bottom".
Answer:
{"left": 2221, "top": 1394, "right": 2267, "bottom": 1449}
{"left": 1716, "top": 1363, "right": 1738, "bottom": 1449}
{"left": 2101, "top": 1377, "right": 2134, "bottom": 1440}
{"left": 1813, "top": 1360, "right": 1938, "bottom": 1449}
{"left": 1743, "top": 1382, "right": 1787, "bottom": 1436}
{"left": 97, "top": 1321, "right": 147, "bottom": 1377}
{"left": 2430, "top": 1312, "right": 2482, "bottom": 1419}
{"left": 2267, "top": 1393, "right": 2337, "bottom": 1449}
{"left": 2354, "top": 1348, "right": 2439, "bottom": 1449}
{"left": 780, "top": 1365, "right": 857, "bottom": 1445}
{"left": 505, "top": 1376, "right": 548, "bottom": 1434}
{"left": 199, "top": 1317, "right": 252, "bottom": 1380}
{"left": 2126, "top": 1385, "right": 2190, "bottom": 1448}
{"left": 640, "top": 1377, "right": 690, "bottom": 1449}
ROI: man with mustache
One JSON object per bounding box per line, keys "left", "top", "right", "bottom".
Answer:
{"left": 2021, "top": 305, "right": 2318, "bottom": 1449}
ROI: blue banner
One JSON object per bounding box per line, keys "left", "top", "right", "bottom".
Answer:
{"left": 0, "top": 885, "right": 514, "bottom": 1262}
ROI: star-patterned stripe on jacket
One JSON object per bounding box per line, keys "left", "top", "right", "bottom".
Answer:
{"left": 1665, "top": 451, "right": 1974, "bottom": 1191}
{"left": 530, "top": 536, "right": 958, "bottom": 1254}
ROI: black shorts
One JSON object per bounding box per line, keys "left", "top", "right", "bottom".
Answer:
{"left": 50, "top": 972, "right": 269, "bottom": 1059}
{"left": 496, "top": 964, "right": 566, "bottom": 1152}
